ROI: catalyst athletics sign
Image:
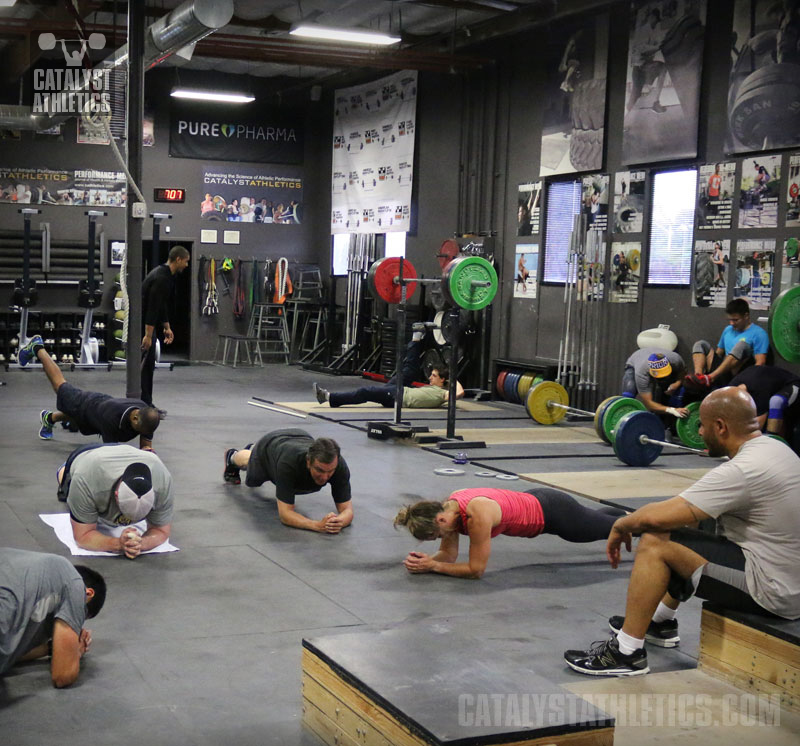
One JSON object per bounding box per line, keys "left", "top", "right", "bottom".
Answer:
{"left": 169, "top": 100, "right": 304, "bottom": 164}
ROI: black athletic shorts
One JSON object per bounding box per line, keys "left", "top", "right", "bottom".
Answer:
{"left": 668, "top": 528, "right": 779, "bottom": 618}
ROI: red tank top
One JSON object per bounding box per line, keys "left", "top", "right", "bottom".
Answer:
{"left": 450, "top": 488, "right": 545, "bottom": 538}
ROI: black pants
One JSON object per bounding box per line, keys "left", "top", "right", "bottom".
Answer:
{"left": 57, "top": 442, "right": 108, "bottom": 501}
{"left": 527, "top": 487, "right": 624, "bottom": 543}
{"left": 140, "top": 332, "right": 161, "bottom": 406}
{"left": 668, "top": 528, "right": 777, "bottom": 617}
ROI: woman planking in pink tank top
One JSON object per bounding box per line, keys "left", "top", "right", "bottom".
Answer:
{"left": 394, "top": 486, "right": 624, "bottom": 579}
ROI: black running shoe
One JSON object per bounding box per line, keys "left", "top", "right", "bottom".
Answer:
{"left": 223, "top": 448, "right": 241, "bottom": 485}
{"left": 608, "top": 615, "right": 679, "bottom": 648}
{"left": 564, "top": 637, "right": 649, "bottom": 677}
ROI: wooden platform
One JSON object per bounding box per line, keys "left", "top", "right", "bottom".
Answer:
{"left": 521, "top": 467, "right": 712, "bottom": 500}
{"left": 302, "top": 628, "right": 614, "bottom": 746}
{"left": 699, "top": 604, "right": 800, "bottom": 713}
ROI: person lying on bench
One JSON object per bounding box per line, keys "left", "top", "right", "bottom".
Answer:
{"left": 564, "top": 387, "right": 800, "bottom": 677}
{"left": 394, "top": 487, "right": 624, "bottom": 578}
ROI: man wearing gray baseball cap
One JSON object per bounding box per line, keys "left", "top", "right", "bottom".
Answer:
{"left": 56, "top": 443, "right": 174, "bottom": 558}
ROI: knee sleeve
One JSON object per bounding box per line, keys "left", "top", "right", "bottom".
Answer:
{"left": 730, "top": 340, "right": 753, "bottom": 361}
{"left": 769, "top": 393, "right": 789, "bottom": 420}
{"left": 692, "top": 340, "right": 711, "bottom": 356}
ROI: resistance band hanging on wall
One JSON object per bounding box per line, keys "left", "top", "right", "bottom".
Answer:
{"left": 203, "top": 257, "right": 219, "bottom": 315}
{"left": 232, "top": 259, "right": 246, "bottom": 319}
{"left": 273, "top": 257, "right": 292, "bottom": 304}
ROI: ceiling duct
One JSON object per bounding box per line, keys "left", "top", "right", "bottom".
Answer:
{"left": 0, "top": 0, "right": 234, "bottom": 130}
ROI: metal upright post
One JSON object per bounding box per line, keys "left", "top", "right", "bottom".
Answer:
{"left": 393, "top": 258, "right": 407, "bottom": 426}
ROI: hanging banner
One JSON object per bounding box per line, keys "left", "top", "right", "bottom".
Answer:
{"left": 735, "top": 238, "right": 776, "bottom": 310}
{"left": 169, "top": 100, "right": 304, "bottom": 164}
{"left": 539, "top": 13, "right": 609, "bottom": 177}
{"left": 622, "top": 0, "right": 707, "bottom": 164}
{"left": 692, "top": 239, "right": 730, "bottom": 308}
{"left": 612, "top": 170, "right": 645, "bottom": 234}
{"left": 726, "top": 0, "right": 800, "bottom": 153}
{"left": 739, "top": 154, "right": 780, "bottom": 229}
{"left": 200, "top": 166, "right": 303, "bottom": 224}
{"left": 697, "top": 162, "right": 735, "bottom": 230}
{"left": 0, "top": 166, "right": 125, "bottom": 206}
{"left": 331, "top": 70, "right": 417, "bottom": 234}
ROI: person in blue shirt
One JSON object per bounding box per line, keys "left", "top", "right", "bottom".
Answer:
{"left": 687, "top": 299, "right": 769, "bottom": 390}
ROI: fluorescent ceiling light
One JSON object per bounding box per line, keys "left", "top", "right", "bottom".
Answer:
{"left": 171, "top": 89, "right": 254, "bottom": 103}
{"left": 289, "top": 24, "right": 400, "bottom": 46}
{"left": 0, "top": 1, "right": 18, "bottom": 7}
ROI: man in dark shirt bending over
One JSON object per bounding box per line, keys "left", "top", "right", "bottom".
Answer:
{"left": 223, "top": 429, "right": 353, "bottom": 533}
{"left": 18, "top": 336, "right": 160, "bottom": 448}
{"left": 141, "top": 245, "right": 190, "bottom": 405}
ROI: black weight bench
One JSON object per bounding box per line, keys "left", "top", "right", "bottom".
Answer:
{"left": 302, "top": 627, "right": 614, "bottom": 746}
{"left": 699, "top": 602, "right": 800, "bottom": 713}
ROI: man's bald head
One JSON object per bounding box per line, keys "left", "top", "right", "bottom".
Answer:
{"left": 699, "top": 386, "right": 761, "bottom": 456}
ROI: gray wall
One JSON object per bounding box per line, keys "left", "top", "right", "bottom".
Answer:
{"left": 3, "top": 0, "right": 798, "bottom": 384}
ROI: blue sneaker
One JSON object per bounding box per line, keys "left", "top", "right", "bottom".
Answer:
{"left": 18, "top": 335, "right": 43, "bottom": 367}
{"left": 39, "top": 409, "right": 53, "bottom": 440}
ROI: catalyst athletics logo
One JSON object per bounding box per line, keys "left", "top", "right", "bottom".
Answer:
{"left": 32, "top": 31, "right": 111, "bottom": 117}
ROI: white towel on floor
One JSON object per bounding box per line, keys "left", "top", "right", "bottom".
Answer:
{"left": 39, "top": 513, "right": 179, "bottom": 556}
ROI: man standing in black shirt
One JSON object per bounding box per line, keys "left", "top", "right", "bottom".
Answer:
{"left": 222, "top": 429, "right": 354, "bottom": 533}
{"left": 18, "top": 336, "right": 160, "bottom": 448}
{"left": 141, "top": 245, "right": 190, "bottom": 405}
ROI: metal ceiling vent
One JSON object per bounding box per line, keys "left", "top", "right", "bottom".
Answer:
{"left": 0, "top": 0, "right": 234, "bottom": 130}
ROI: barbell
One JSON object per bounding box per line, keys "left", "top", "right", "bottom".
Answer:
{"left": 613, "top": 410, "right": 709, "bottom": 466}
{"left": 368, "top": 255, "right": 498, "bottom": 310}
{"left": 525, "top": 380, "right": 704, "bottom": 449}
{"left": 525, "top": 381, "right": 648, "bottom": 444}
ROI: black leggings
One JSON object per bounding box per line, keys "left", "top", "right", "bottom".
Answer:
{"left": 527, "top": 487, "right": 624, "bottom": 543}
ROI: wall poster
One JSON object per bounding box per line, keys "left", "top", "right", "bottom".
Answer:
{"left": 514, "top": 243, "right": 538, "bottom": 298}
{"left": 692, "top": 239, "right": 729, "bottom": 308}
{"left": 200, "top": 166, "right": 304, "bottom": 224}
{"left": 517, "top": 182, "right": 542, "bottom": 235}
{"left": 0, "top": 166, "right": 125, "bottom": 206}
{"left": 331, "top": 70, "right": 417, "bottom": 234}
{"left": 539, "top": 13, "right": 609, "bottom": 177}
{"left": 613, "top": 170, "right": 645, "bottom": 233}
{"left": 609, "top": 241, "right": 641, "bottom": 303}
{"left": 582, "top": 174, "right": 609, "bottom": 232}
{"left": 726, "top": 0, "right": 800, "bottom": 153}
{"left": 696, "top": 161, "right": 736, "bottom": 230}
{"left": 739, "top": 154, "right": 781, "bottom": 229}
{"left": 622, "top": 0, "right": 707, "bottom": 164}
{"left": 782, "top": 236, "right": 800, "bottom": 290}
{"left": 735, "top": 238, "right": 776, "bottom": 310}
{"left": 787, "top": 153, "right": 800, "bottom": 227}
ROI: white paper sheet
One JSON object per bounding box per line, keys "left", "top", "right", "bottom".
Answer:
{"left": 39, "top": 513, "right": 179, "bottom": 556}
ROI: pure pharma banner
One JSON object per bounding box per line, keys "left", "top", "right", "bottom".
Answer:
{"left": 331, "top": 70, "right": 417, "bottom": 234}
{"left": 170, "top": 100, "right": 304, "bottom": 164}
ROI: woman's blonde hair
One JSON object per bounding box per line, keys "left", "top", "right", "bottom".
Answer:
{"left": 394, "top": 500, "right": 447, "bottom": 541}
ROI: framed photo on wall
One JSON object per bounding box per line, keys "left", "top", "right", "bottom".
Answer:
{"left": 109, "top": 240, "right": 126, "bottom": 267}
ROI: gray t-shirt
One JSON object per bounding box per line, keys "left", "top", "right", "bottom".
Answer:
{"left": 681, "top": 436, "right": 800, "bottom": 619}
{"left": 624, "top": 347, "right": 685, "bottom": 395}
{"left": 0, "top": 549, "right": 86, "bottom": 674}
{"left": 66, "top": 445, "right": 174, "bottom": 528}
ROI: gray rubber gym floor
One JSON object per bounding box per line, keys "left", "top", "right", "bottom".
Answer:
{"left": 0, "top": 363, "right": 706, "bottom": 745}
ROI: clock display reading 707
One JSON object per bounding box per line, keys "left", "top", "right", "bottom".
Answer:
{"left": 153, "top": 188, "right": 186, "bottom": 203}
